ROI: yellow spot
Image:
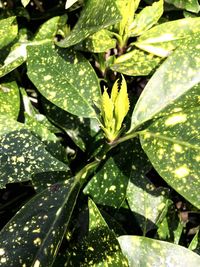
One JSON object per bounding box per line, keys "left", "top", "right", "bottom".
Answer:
{"left": 33, "top": 238, "right": 42, "bottom": 246}
{"left": 151, "top": 242, "right": 161, "bottom": 249}
{"left": 1, "top": 257, "right": 6, "bottom": 263}
{"left": 56, "top": 208, "right": 62, "bottom": 216}
{"left": 165, "top": 114, "right": 187, "bottom": 126}
{"left": 174, "top": 166, "right": 190, "bottom": 178}
{"left": 78, "top": 70, "right": 85, "bottom": 75}
{"left": 32, "top": 228, "right": 41, "bottom": 233}
{"left": 173, "top": 144, "right": 183, "bottom": 153}
{"left": 43, "top": 75, "right": 52, "bottom": 81}
{"left": 109, "top": 185, "right": 116, "bottom": 191}
{"left": 23, "top": 226, "right": 29, "bottom": 231}
{"left": 195, "top": 155, "right": 200, "bottom": 162}
{"left": 143, "top": 132, "right": 151, "bottom": 139}
{"left": 88, "top": 247, "right": 94, "bottom": 251}
{"left": 33, "top": 260, "right": 41, "bottom": 267}
{"left": 17, "top": 156, "right": 25, "bottom": 163}
{"left": 0, "top": 248, "right": 5, "bottom": 256}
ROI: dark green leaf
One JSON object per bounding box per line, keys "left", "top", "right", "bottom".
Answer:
{"left": 0, "top": 81, "right": 20, "bottom": 119}
{"left": 129, "top": 35, "right": 200, "bottom": 132}
{"left": 0, "top": 178, "right": 80, "bottom": 266}
{"left": 118, "top": 235, "right": 200, "bottom": 266}
{"left": 135, "top": 18, "right": 200, "bottom": 57}
{"left": 165, "top": 0, "right": 200, "bottom": 13}
{"left": 0, "top": 129, "right": 69, "bottom": 188}
{"left": 0, "top": 17, "right": 18, "bottom": 50}
{"left": 57, "top": 0, "right": 121, "bottom": 48}
{"left": 110, "top": 48, "right": 161, "bottom": 76}
{"left": 140, "top": 107, "right": 200, "bottom": 208}
{"left": 27, "top": 43, "right": 101, "bottom": 118}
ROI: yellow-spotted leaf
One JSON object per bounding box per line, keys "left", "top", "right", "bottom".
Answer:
{"left": 21, "top": 0, "right": 30, "bottom": 7}
{"left": 129, "top": 35, "right": 200, "bottom": 132}
{"left": 118, "top": 236, "right": 200, "bottom": 267}
{"left": 0, "top": 17, "right": 18, "bottom": 50}
{"left": 110, "top": 48, "right": 161, "bottom": 76}
{"left": 135, "top": 17, "right": 200, "bottom": 57}
{"left": 34, "top": 16, "right": 60, "bottom": 41}
{"left": 140, "top": 107, "right": 200, "bottom": 208}
{"left": 0, "top": 178, "right": 80, "bottom": 266}
{"left": 57, "top": 0, "right": 121, "bottom": 48}
{"left": 165, "top": 0, "right": 200, "bottom": 13}
{"left": 0, "top": 81, "right": 20, "bottom": 119}
{"left": 27, "top": 43, "right": 101, "bottom": 118}
{"left": 67, "top": 199, "right": 128, "bottom": 266}
{"left": 0, "top": 129, "right": 69, "bottom": 188}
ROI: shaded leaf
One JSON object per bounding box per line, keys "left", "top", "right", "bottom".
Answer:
{"left": 140, "top": 107, "right": 200, "bottom": 209}
{"left": 0, "top": 81, "right": 20, "bottom": 119}
{"left": 129, "top": 0, "right": 163, "bottom": 37}
{"left": 0, "top": 129, "right": 68, "bottom": 188}
{"left": 118, "top": 235, "right": 200, "bottom": 266}
{"left": 27, "top": 43, "right": 101, "bottom": 118}
{"left": 57, "top": 0, "right": 121, "bottom": 48}
{"left": 129, "top": 35, "right": 200, "bottom": 132}
{"left": 165, "top": 0, "right": 200, "bottom": 13}
{"left": 34, "top": 16, "right": 60, "bottom": 41}
{"left": 127, "top": 175, "right": 170, "bottom": 234}
{"left": 135, "top": 17, "right": 200, "bottom": 57}
{"left": 110, "top": 48, "right": 161, "bottom": 76}
{"left": 0, "top": 17, "right": 18, "bottom": 50}
{"left": 0, "top": 178, "right": 80, "bottom": 266}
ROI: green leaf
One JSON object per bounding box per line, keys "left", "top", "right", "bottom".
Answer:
{"left": 118, "top": 235, "right": 200, "bottom": 266}
{"left": 68, "top": 199, "right": 128, "bottom": 266}
{"left": 0, "top": 178, "right": 80, "bottom": 266}
{"left": 65, "top": 0, "right": 80, "bottom": 9}
{"left": 0, "top": 17, "right": 18, "bottom": 50}
{"left": 129, "top": 0, "right": 164, "bottom": 37}
{"left": 127, "top": 175, "right": 170, "bottom": 235}
{"left": 75, "top": 29, "right": 116, "bottom": 53}
{"left": 27, "top": 43, "right": 101, "bottom": 118}
{"left": 165, "top": 0, "right": 200, "bottom": 13}
{"left": 110, "top": 48, "right": 161, "bottom": 76}
{"left": 135, "top": 17, "right": 200, "bottom": 57}
{"left": 57, "top": 0, "right": 121, "bottom": 48}
{"left": 140, "top": 107, "right": 200, "bottom": 208}
{"left": 0, "top": 81, "right": 20, "bottom": 119}
{"left": 0, "top": 129, "right": 69, "bottom": 188}
{"left": 21, "top": 0, "right": 30, "bottom": 7}
{"left": 34, "top": 16, "right": 60, "bottom": 41}
{"left": 129, "top": 35, "right": 200, "bottom": 132}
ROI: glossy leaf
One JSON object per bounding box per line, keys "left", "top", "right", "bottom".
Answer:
{"left": 110, "top": 48, "right": 161, "bottom": 76}
{"left": 129, "top": 35, "right": 200, "bottom": 132}
{"left": 165, "top": 0, "right": 200, "bottom": 13}
{"left": 0, "top": 129, "right": 68, "bottom": 188}
{"left": 27, "top": 43, "right": 101, "bottom": 118}
{"left": 127, "top": 176, "right": 170, "bottom": 234}
{"left": 34, "top": 16, "right": 60, "bottom": 41}
{"left": 0, "top": 17, "right": 18, "bottom": 50}
{"left": 84, "top": 138, "right": 150, "bottom": 209}
{"left": 135, "top": 18, "right": 200, "bottom": 57}
{"left": 0, "top": 178, "right": 81, "bottom": 266}
{"left": 57, "top": 0, "right": 121, "bottom": 48}
{"left": 129, "top": 0, "right": 163, "bottom": 37}
{"left": 65, "top": 0, "right": 79, "bottom": 9}
{"left": 67, "top": 199, "right": 128, "bottom": 266}
{"left": 118, "top": 235, "right": 200, "bottom": 266}
{"left": 0, "top": 81, "right": 20, "bottom": 119}
{"left": 140, "top": 107, "right": 200, "bottom": 208}
{"left": 75, "top": 29, "right": 116, "bottom": 53}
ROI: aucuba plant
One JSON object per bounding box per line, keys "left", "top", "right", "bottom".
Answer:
{"left": 100, "top": 75, "right": 129, "bottom": 142}
{"left": 0, "top": 0, "right": 200, "bottom": 267}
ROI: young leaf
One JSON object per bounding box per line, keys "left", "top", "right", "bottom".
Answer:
{"left": 118, "top": 235, "right": 200, "bottom": 266}
{"left": 57, "top": 0, "right": 121, "bottom": 48}
{"left": 0, "top": 178, "right": 81, "bottom": 266}
{"left": 0, "top": 81, "right": 20, "bottom": 119}
{"left": 140, "top": 107, "right": 200, "bottom": 209}
{"left": 129, "top": 35, "right": 200, "bottom": 132}
{"left": 0, "top": 129, "right": 69, "bottom": 188}
{"left": 0, "top": 17, "right": 18, "bottom": 50}
{"left": 135, "top": 17, "right": 200, "bottom": 57}
{"left": 27, "top": 43, "right": 101, "bottom": 118}
{"left": 129, "top": 0, "right": 164, "bottom": 37}
{"left": 110, "top": 48, "right": 161, "bottom": 76}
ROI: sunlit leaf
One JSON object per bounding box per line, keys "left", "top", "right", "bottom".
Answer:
{"left": 27, "top": 43, "right": 101, "bottom": 118}
{"left": 65, "top": 0, "right": 79, "bottom": 9}
{"left": 34, "top": 16, "right": 60, "bottom": 41}
{"left": 0, "top": 17, "right": 18, "bottom": 50}
{"left": 57, "top": 0, "right": 121, "bottom": 48}
{"left": 118, "top": 235, "right": 200, "bottom": 266}
{"left": 140, "top": 107, "right": 200, "bottom": 209}
{"left": 21, "top": 0, "right": 30, "bottom": 7}
{"left": 0, "top": 178, "right": 80, "bottom": 266}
